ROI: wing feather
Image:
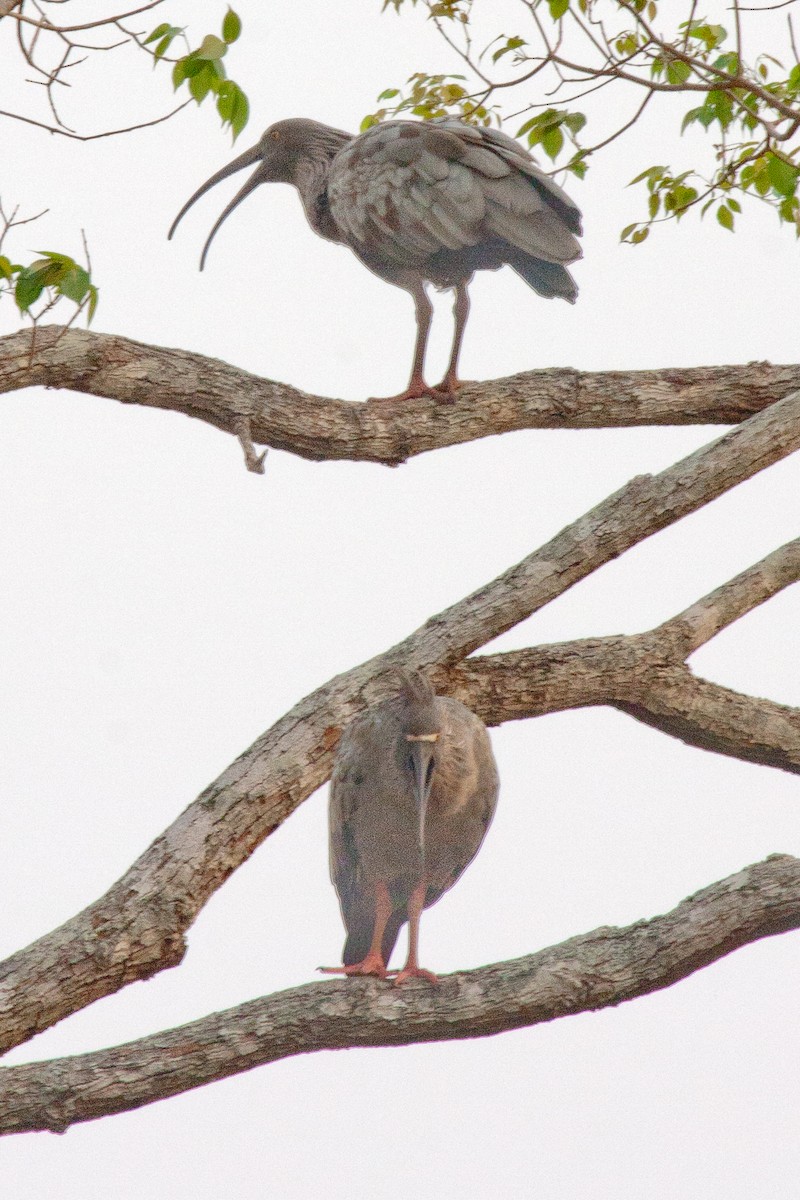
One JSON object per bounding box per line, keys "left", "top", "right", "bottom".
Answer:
{"left": 328, "top": 117, "right": 582, "bottom": 283}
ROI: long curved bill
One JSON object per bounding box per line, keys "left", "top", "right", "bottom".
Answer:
{"left": 408, "top": 734, "right": 438, "bottom": 862}
{"left": 168, "top": 141, "right": 265, "bottom": 270}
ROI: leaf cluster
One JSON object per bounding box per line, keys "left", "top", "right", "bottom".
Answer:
{"left": 379, "top": 0, "right": 800, "bottom": 241}
{"left": 145, "top": 8, "right": 249, "bottom": 140}
{"left": 0, "top": 250, "right": 98, "bottom": 326}
{"left": 362, "top": 73, "right": 494, "bottom": 130}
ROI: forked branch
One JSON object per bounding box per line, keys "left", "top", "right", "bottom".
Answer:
{"left": 0, "top": 387, "right": 797, "bottom": 1071}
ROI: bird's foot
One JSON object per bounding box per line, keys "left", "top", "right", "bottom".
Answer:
{"left": 318, "top": 953, "right": 388, "bottom": 980}
{"left": 368, "top": 370, "right": 462, "bottom": 404}
{"left": 388, "top": 965, "right": 441, "bottom": 986}
{"left": 367, "top": 382, "right": 435, "bottom": 404}
{"left": 429, "top": 374, "right": 464, "bottom": 405}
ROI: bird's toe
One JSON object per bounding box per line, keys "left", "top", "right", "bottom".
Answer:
{"left": 318, "top": 953, "right": 388, "bottom": 980}
{"left": 390, "top": 965, "right": 441, "bottom": 986}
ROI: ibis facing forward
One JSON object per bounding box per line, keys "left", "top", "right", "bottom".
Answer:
{"left": 322, "top": 671, "right": 499, "bottom": 984}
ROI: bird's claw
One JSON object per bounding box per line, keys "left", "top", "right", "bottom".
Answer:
{"left": 387, "top": 966, "right": 441, "bottom": 986}
{"left": 318, "top": 957, "right": 388, "bottom": 980}
{"left": 367, "top": 385, "right": 432, "bottom": 404}
{"left": 429, "top": 375, "right": 464, "bottom": 404}
{"left": 367, "top": 376, "right": 461, "bottom": 404}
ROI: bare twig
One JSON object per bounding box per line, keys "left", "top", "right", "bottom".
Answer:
{"left": 0, "top": 99, "right": 192, "bottom": 140}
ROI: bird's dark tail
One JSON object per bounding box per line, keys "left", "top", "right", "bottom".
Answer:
{"left": 343, "top": 909, "right": 406, "bottom": 969}
{"left": 508, "top": 251, "right": 578, "bottom": 303}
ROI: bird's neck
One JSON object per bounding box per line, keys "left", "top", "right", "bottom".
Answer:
{"left": 294, "top": 155, "right": 346, "bottom": 244}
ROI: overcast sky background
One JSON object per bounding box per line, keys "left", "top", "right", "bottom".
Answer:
{"left": 1, "top": 1, "right": 799, "bottom": 1196}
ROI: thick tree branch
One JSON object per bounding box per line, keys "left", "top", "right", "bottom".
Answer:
{"left": 457, "top": 650, "right": 800, "bottom": 776}
{"left": 2, "top": 326, "right": 800, "bottom": 464}
{"left": 0, "top": 388, "right": 797, "bottom": 1057}
{"left": 1, "top": 392, "right": 798, "bottom": 1052}
{"left": 2, "top": 854, "right": 798, "bottom": 1135}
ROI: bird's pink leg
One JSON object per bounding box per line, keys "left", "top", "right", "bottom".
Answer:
{"left": 432, "top": 282, "right": 470, "bottom": 402}
{"left": 391, "top": 880, "right": 440, "bottom": 985}
{"left": 319, "top": 881, "right": 392, "bottom": 979}
{"left": 369, "top": 282, "right": 434, "bottom": 403}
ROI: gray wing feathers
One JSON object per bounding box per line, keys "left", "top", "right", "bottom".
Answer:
{"left": 328, "top": 118, "right": 581, "bottom": 271}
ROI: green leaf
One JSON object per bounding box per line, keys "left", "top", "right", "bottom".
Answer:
{"left": 145, "top": 22, "right": 173, "bottom": 44}
{"left": 629, "top": 165, "right": 666, "bottom": 186}
{"left": 180, "top": 55, "right": 207, "bottom": 79}
{"left": 189, "top": 65, "right": 213, "bottom": 103}
{"left": 86, "top": 284, "right": 99, "bottom": 324}
{"left": 492, "top": 35, "right": 526, "bottom": 64}
{"left": 196, "top": 34, "right": 227, "bottom": 61}
{"left": 681, "top": 107, "right": 701, "bottom": 132}
{"left": 666, "top": 59, "right": 691, "bottom": 85}
{"left": 766, "top": 154, "right": 799, "bottom": 198}
{"left": 58, "top": 265, "right": 91, "bottom": 303}
{"left": 14, "top": 272, "right": 46, "bottom": 311}
{"left": 541, "top": 125, "right": 564, "bottom": 160}
{"left": 564, "top": 111, "right": 586, "bottom": 135}
{"left": 631, "top": 227, "right": 649, "bottom": 244}
{"left": 726, "top": 196, "right": 742, "bottom": 213}
{"left": 27, "top": 256, "right": 64, "bottom": 281}
{"left": 668, "top": 184, "right": 698, "bottom": 213}
{"left": 548, "top": 0, "right": 569, "bottom": 18}
{"left": 778, "top": 195, "right": 798, "bottom": 223}
{"left": 0, "top": 255, "right": 14, "bottom": 280}
{"left": 216, "top": 82, "right": 249, "bottom": 138}
{"left": 754, "top": 167, "right": 771, "bottom": 196}
{"left": 222, "top": 9, "right": 242, "bottom": 43}
{"left": 716, "top": 204, "right": 734, "bottom": 231}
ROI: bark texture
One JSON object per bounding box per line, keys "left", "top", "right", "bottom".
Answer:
{"left": 1, "top": 338, "right": 798, "bottom": 1133}
{"left": 1, "top": 855, "right": 798, "bottom": 1134}
{"left": 2, "top": 326, "right": 800, "bottom": 465}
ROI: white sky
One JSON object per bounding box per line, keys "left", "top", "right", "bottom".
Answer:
{"left": 1, "top": 2, "right": 799, "bottom": 1197}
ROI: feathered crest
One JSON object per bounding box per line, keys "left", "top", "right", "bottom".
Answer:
{"left": 388, "top": 667, "right": 436, "bottom": 708}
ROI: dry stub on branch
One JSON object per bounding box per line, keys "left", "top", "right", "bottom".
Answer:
{"left": 169, "top": 116, "right": 582, "bottom": 403}
{"left": 321, "top": 669, "right": 499, "bottom": 985}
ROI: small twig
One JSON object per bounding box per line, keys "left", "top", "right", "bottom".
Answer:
{"left": 4, "top": 0, "right": 165, "bottom": 33}
{"left": 234, "top": 416, "right": 268, "bottom": 474}
{"left": 0, "top": 99, "right": 192, "bottom": 140}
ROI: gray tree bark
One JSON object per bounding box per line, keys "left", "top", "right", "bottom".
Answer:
{"left": 0, "top": 328, "right": 798, "bottom": 1134}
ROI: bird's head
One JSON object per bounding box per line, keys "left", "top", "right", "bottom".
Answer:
{"left": 394, "top": 671, "right": 442, "bottom": 858}
{"left": 168, "top": 118, "right": 351, "bottom": 268}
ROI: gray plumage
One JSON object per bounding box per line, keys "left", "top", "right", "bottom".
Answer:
{"left": 169, "top": 116, "right": 582, "bottom": 401}
{"left": 325, "top": 670, "right": 499, "bottom": 983}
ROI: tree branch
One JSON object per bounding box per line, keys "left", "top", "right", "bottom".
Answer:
{"left": 0, "top": 388, "right": 797, "bottom": 1056}
{"left": 2, "top": 326, "right": 800, "bottom": 464}
{"left": 655, "top": 538, "right": 800, "bottom": 656}
{"left": 2, "top": 854, "right": 798, "bottom": 1134}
